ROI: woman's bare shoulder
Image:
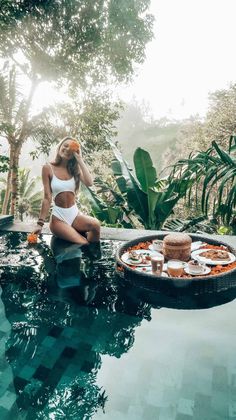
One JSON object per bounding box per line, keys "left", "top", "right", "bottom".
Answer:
{"left": 42, "top": 163, "right": 53, "bottom": 176}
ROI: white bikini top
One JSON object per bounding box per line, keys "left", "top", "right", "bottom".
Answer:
{"left": 48, "top": 163, "right": 76, "bottom": 199}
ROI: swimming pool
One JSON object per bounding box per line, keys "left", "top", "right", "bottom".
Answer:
{"left": 0, "top": 231, "right": 236, "bottom": 419}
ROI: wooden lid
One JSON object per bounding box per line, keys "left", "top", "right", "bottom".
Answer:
{"left": 163, "top": 233, "right": 192, "bottom": 246}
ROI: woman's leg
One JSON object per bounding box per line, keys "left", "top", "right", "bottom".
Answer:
{"left": 50, "top": 216, "right": 89, "bottom": 245}
{"left": 72, "top": 214, "right": 100, "bottom": 243}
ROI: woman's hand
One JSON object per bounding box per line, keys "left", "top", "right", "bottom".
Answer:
{"left": 73, "top": 145, "right": 82, "bottom": 160}
{"left": 32, "top": 224, "right": 43, "bottom": 235}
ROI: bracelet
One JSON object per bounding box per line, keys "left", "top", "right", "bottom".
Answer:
{"left": 37, "top": 221, "right": 44, "bottom": 227}
{"left": 38, "top": 218, "right": 45, "bottom": 222}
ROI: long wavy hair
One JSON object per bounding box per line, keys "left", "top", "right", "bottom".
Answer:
{"left": 52, "top": 136, "right": 81, "bottom": 192}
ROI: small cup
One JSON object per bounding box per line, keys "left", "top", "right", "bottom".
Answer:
{"left": 167, "top": 260, "right": 186, "bottom": 277}
{"left": 152, "top": 239, "right": 163, "bottom": 252}
{"left": 188, "top": 260, "right": 205, "bottom": 274}
{"left": 151, "top": 253, "right": 164, "bottom": 275}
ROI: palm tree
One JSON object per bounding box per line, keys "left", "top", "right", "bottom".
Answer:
{"left": 0, "top": 63, "right": 58, "bottom": 216}
{"left": 0, "top": 63, "right": 40, "bottom": 215}
{"left": 0, "top": 168, "right": 43, "bottom": 221}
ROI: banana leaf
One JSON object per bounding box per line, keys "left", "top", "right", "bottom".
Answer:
{"left": 110, "top": 143, "right": 149, "bottom": 224}
{"left": 133, "top": 148, "right": 157, "bottom": 192}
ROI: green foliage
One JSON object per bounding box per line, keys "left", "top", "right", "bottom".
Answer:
{"left": 0, "top": 153, "right": 9, "bottom": 173}
{"left": 163, "top": 216, "right": 218, "bottom": 234}
{"left": 172, "top": 84, "right": 236, "bottom": 166}
{"left": 169, "top": 136, "right": 236, "bottom": 228}
{"left": 0, "top": 64, "right": 26, "bottom": 137}
{"left": 81, "top": 181, "right": 133, "bottom": 228}
{"left": 0, "top": 0, "right": 154, "bottom": 86}
{"left": 17, "top": 168, "right": 43, "bottom": 221}
{"left": 97, "top": 142, "right": 184, "bottom": 229}
{"left": 30, "top": 93, "right": 122, "bottom": 161}
{"left": 0, "top": 168, "right": 42, "bottom": 220}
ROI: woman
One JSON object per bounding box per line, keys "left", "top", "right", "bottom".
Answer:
{"left": 33, "top": 136, "right": 100, "bottom": 246}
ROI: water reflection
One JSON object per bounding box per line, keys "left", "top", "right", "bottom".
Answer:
{"left": 0, "top": 233, "right": 152, "bottom": 418}
{"left": 123, "top": 281, "right": 236, "bottom": 311}
{"left": 0, "top": 232, "right": 236, "bottom": 419}
{"left": 0, "top": 286, "right": 23, "bottom": 419}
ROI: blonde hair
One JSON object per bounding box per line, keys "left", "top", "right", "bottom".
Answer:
{"left": 52, "top": 136, "right": 80, "bottom": 192}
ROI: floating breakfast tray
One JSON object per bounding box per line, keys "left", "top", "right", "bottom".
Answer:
{"left": 116, "top": 233, "right": 236, "bottom": 293}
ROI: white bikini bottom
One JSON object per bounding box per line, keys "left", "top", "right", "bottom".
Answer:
{"left": 51, "top": 203, "right": 80, "bottom": 226}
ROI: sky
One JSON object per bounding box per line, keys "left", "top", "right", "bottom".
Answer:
{"left": 118, "top": 0, "right": 236, "bottom": 120}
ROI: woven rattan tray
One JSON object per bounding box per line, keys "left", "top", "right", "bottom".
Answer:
{"left": 116, "top": 233, "right": 236, "bottom": 293}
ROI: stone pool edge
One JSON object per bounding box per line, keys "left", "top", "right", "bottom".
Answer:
{"left": 0, "top": 221, "right": 235, "bottom": 248}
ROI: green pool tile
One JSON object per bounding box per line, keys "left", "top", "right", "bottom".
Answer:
{"left": 212, "top": 366, "right": 228, "bottom": 392}
{"left": 176, "top": 414, "right": 193, "bottom": 420}
{"left": 109, "top": 395, "right": 130, "bottom": 414}
{"left": 0, "top": 371, "right": 15, "bottom": 397}
{"left": 57, "top": 375, "right": 73, "bottom": 387}
{"left": 41, "top": 336, "right": 57, "bottom": 348}
{"left": 211, "top": 390, "right": 229, "bottom": 419}
{"left": 0, "top": 390, "right": 17, "bottom": 410}
{"left": 229, "top": 402, "right": 236, "bottom": 418}
{"left": 40, "top": 355, "right": 56, "bottom": 370}
{"left": 162, "top": 386, "right": 179, "bottom": 407}
{"left": 64, "top": 363, "right": 83, "bottom": 378}
{"left": 61, "top": 327, "right": 76, "bottom": 338}
{"left": 0, "top": 320, "right": 11, "bottom": 333}
{"left": 19, "top": 366, "right": 36, "bottom": 381}
{"left": 0, "top": 406, "right": 8, "bottom": 419}
{"left": 230, "top": 373, "right": 236, "bottom": 392}
{"left": 157, "top": 406, "right": 175, "bottom": 420}
{"left": 0, "top": 338, "right": 7, "bottom": 353}
{"left": 28, "top": 356, "right": 43, "bottom": 369}
{"left": 193, "top": 393, "right": 212, "bottom": 420}
{"left": 141, "top": 404, "right": 160, "bottom": 419}
{"left": 177, "top": 398, "right": 194, "bottom": 416}
{"left": 0, "top": 383, "right": 10, "bottom": 399}
{"left": 127, "top": 404, "right": 144, "bottom": 420}
{"left": 146, "top": 388, "right": 164, "bottom": 407}
{"left": 180, "top": 383, "right": 196, "bottom": 400}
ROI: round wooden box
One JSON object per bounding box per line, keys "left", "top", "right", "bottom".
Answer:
{"left": 163, "top": 233, "right": 192, "bottom": 262}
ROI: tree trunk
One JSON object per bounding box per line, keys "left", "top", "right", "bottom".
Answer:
{"left": 10, "top": 144, "right": 22, "bottom": 216}
{"left": 1, "top": 147, "right": 13, "bottom": 215}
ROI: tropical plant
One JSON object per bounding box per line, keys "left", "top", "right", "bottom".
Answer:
{"left": 163, "top": 216, "right": 218, "bottom": 234}
{"left": 0, "top": 63, "right": 44, "bottom": 216}
{"left": 90, "top": 143, "right": 186, "bottom": 229}
{"left": 0, "top": 168, "right": 42, "bottom": 221}
{"left": 168, "top": 136, "right": 236, "bottom": 231}
{"left": 81, "top": 181, "right": 133, "bottom": 228}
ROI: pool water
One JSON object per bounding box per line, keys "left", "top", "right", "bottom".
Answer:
{"left": 0, "top": 232, "right": 236, "bottom": 420}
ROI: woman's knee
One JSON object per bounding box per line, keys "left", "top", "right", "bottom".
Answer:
{"left": 90, "top": 218, "right": 100, "bottom": 233}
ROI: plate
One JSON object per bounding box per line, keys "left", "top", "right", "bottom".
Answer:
{"left": 121, "top": 249, "right": 160, "bottom": 266}
{"left": 184, "top": 266, "right": 211, "bottom": 276}
{"left": 191, "top": 248, "right": 236, "bottom": 266}
{"left": 191, "top": 241, "right": 203, "bottom": 251}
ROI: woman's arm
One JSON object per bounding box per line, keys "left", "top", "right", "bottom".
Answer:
{"left": 33, "top": 165, "right": 52, "bottom": 234}
{"left": 74, "top": 151, "right": 93, "bottom": 187}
